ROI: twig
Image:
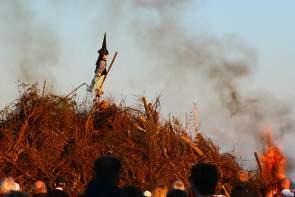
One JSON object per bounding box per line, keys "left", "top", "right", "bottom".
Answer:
{"left": 42, "top": 80, "right": 46, "bottom": 96}
{"left": 142, "top": 97, "right": 151, "bottom": 119}
{"left": 64, "top": 83, "right": 90, "bottom": 98}
{"left": 222, "top": 185, "right": 230, "bottom": 197}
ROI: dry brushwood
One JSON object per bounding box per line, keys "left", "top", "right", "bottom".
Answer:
{"left": 0, "top": 84, "right": 249, "bottom": 195}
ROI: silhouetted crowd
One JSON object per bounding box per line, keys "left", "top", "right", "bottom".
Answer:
{"left": 0, "top": 156, "right": 294, "bottom": 197}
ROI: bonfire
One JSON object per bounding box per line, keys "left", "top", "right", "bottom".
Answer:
{"left": 260, "top": 131, "right": 288, "bottom": 196}
{"left": 0, "top": 84, "right": 254, "bottom": 195}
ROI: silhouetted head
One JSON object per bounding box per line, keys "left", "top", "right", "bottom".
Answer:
{"left": 94, "top": 155, "right": 121, "bottom": 185}
{"left": 167, "top": 189, "right": 188, "bottom": 197}
{"left": 6, "top": 191, "right": 28, "bottom": 197}
{"left": 231, "top": 183, "right": 258, "bottom": 197}
{"left": 121, "top": 185, "right": 143, "bottom": 197}
{"left": 55, "top": 177, "right": 65, "bottom": 188}
{"left": 190, "top": 163, "right": 219, "bottom": 196}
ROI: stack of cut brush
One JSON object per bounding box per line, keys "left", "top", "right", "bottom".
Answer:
{"left": 0, "top": 84, "right": 251, "bottom": 195}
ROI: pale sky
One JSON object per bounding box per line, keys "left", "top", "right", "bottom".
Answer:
{"left": 1, "top": 0, "right": 294, "bottom": 107}
{"left": 202, "top": 1, "right": 295, "bottom": 98}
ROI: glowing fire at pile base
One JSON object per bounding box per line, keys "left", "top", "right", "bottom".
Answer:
{"left": 260, "top": 131, "right": 288, "bottom": 196}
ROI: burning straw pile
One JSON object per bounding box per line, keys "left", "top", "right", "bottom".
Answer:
{"left": 0, "top": 84, "right": 242, "bottom": 194}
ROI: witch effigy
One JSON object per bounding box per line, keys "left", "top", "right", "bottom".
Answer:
{"left": 89, "top": 33, "right": 109, "bottom": 100}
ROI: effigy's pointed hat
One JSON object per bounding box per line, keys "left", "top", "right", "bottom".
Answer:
{"left": 98, "top": 32, "right": 109, "bottom": 55}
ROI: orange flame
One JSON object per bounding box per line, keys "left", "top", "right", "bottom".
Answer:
{"left": 260, "top": 131, "right": 287, "bottom": 186}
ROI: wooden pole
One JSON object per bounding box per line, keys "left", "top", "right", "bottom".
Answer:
{"left": 254, "top": 152, "right": 262, "bottom": 172}
{"left": 181, "top": 135, "right": 204, "bottom": 157}
{"left": 99, "top": 52, "right": 118, "bottom": 90}
{"left": 42, "top": 80, "right": 46, "bottom": 96}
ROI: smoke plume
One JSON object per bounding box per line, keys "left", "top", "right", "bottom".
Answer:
{"left": 0, "top": 0, "right": 60, "bottom": 83}
{"left": 106, "top": 0, "right": 295, "bottom": 172}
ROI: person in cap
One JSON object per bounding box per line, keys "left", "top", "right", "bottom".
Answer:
{"left": 47, "top": 177, "right": 69, "bottom": 197}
